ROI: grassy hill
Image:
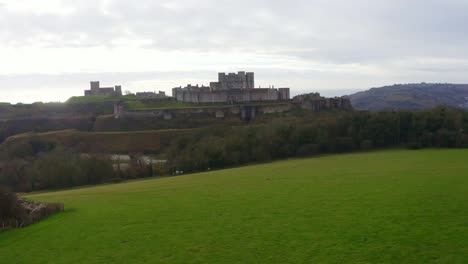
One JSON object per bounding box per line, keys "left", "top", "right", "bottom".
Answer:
{"left": 2, "top": 129, "right": 196, "bottom": 153}
{"left": 67, "top": 95, "right": 211, "bottom": 110}
{"left": 1, "top": 149, "right": 467, "bottom": 263}
{"left": 348, "top": 83, "right": 468, "bottom": 111}
{"left": 66, "top": 95, "right": 134, "bottom": 104}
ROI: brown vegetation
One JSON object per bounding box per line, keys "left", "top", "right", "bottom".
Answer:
{"left": 2, "top": 129, "right": 195, "bottom": 153}
{"left": 0, "top": 186, "right": 63, "bottom": 231}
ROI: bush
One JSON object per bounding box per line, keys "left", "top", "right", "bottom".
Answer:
{"left": 296, "top": 144, "right": 320, "bottom": 157}
{"left": 335, "top": 137, "right": 356, "bottom": 152}
{"left": 0, "top": 185, "right": 17, "bottom": 221}
{"left": 0, "top": 148, "right": 117, "bottom": 192}
{"left": 360, "top": 140, "right": 373, "bottom": 150}
{"left": 407, "top": 142, "right": 422, "bottom": 150}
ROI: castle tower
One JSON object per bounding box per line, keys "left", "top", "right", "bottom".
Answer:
{"left": 238, "top": 71, "right": 247, "bottom": 89}
{"left": 246, "top": 72, "right": 254, "bottom": 89}
{"left": 217, "top": 73, "right": 226, "bottom": 90}
{"left": 218, "top": 73, "right": 226, "bottom": 84}
{"left": 90, "top": 81, "right": 100, "bottom": 92}
{"left": 115, "top": 85, "right": 122, "bottom": 96}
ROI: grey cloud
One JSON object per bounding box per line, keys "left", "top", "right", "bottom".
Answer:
{"left": 2, "top": 0, "right": 468, "bottom": 63}
{"left": 2, "top": 0, "right": 468, "bottom": 104}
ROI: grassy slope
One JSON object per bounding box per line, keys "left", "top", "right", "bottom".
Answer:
{"left": 124, "top": 100, "right": 194, "bottom": 110}
{"left": 66, "top": 96, "right": 131, "bottom": 104}
{"left": 3, "top": 129, "right": 195, "bottom": 153}
{"left": 1, "top": 149, "right": 467, "bottom": 263}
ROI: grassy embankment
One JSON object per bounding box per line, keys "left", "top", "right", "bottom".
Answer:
{"left": 66, "top": 95, "right": 133, "bottom": 104}
{"left": 0, "top": 149, "right": 467, "bottom": 263}
{"left": 67, "top": 95, "right": 195, "bottom": 110}
{"left": 3, "top": 129, "right": 195, "bottom": 153}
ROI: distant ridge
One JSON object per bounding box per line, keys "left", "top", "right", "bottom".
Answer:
{"left": 347, "top": 83, "right": 468, "bottom": 111}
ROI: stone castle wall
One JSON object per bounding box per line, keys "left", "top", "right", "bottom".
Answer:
{"left": 293, "top": 93, "right": 353, "bottom": 111}
{"left": 114, "top": 94, "right": 352, "bottom": 121}
{"left": 114, "top": 103, "right": 292, "bottom": 121}
{"left": 173, "top": 88, "right": 290, "bottom": 104}
{"left": 173, "top": 71, "right": 290, "bottom": 104}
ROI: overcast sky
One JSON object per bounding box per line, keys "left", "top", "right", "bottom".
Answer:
{"left": 1, "top": 0, "right": 468, "bottom": 103}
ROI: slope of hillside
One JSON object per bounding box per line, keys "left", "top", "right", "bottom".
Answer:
{"left": 2, "top": 129, "right": 196, "bottom": 153}
{"left": 0, "top": 149, "right": 467, "bottom": 263}
{"left": 348, "top": 83, "right": 468, "bottom": 111}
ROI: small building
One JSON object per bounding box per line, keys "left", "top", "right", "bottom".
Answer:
{"left": 84, "top": 81, "right": 122, "bottom": 97}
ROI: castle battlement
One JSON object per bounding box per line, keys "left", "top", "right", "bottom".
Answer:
{"left": 173, "top": 72, "right": 289, "bottom": 104}
{"left": 210, "top": 71, "right": 254, "bottom": 90}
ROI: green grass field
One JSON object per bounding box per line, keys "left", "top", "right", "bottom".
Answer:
{"left": 1, "top": 149, "right": 467, "bottom": 263}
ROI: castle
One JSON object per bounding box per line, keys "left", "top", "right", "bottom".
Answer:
{"left": 84, "top": 81, "right": 122, "bottom": 97}
{"left": 172, "top": 72, "right": 290, "bottom": 104}
{"left": 113, "top": 92, "right": 353, "bottom": 121}
{"left": 136, "top": 91, "right": 167, "bottom": 99}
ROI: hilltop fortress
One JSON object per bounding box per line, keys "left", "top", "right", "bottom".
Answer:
{"left": 114, "top": 92, "right": 352, "bottom": 122}
{"left": 111, "top": 71, "right": 351, "bottom": 122}
{"left": 71, "top": 71, "right": 351, "bottom": 125}
{"left": 172, "top": 72, "right": 290, "bottom": 104}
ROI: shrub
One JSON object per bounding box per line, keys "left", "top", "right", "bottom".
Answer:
{"left": 0, "top": 185, "right": 16, "bottom": 221}
{"left": 296, "top": 144, "right": 320, "bottom": 157}
{"left": 360, "top": 140, "right": 373, "bottom": 150}
{"left": 407, "top": 142, "right": 422, "bottom": 150}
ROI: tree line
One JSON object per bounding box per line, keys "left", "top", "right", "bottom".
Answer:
{"left": 1, "top": 107, "right": 467, "bottom": 195}
{"left": 0, "top": 144, "right": 159, "bottom": 193}
{"left": 166, "top": 107, "right": 468, "bottom": 172}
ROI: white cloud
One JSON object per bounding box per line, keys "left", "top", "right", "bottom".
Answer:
{"left": 1, "top": 0, "right": 468, "bottom": 103}
{"left": 2, "top": 0, "right": 74, "bottom": 15}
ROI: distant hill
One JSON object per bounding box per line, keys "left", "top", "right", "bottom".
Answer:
{"left": 347, "top": 83, "right": 468, "bottom": 111}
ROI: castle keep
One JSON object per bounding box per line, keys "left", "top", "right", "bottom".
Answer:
{"left": 172, "top": 72, "right": 290, "bottom": 104}
{"left": 210, "top": 72, "right": 255, "bottom": 90}
{"left": 84, "top": 81, "right": 123, "bottom": 97}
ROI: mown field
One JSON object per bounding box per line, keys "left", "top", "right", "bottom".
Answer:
{"left": 1, "top": 149, "right": 467, "bottom": 263}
